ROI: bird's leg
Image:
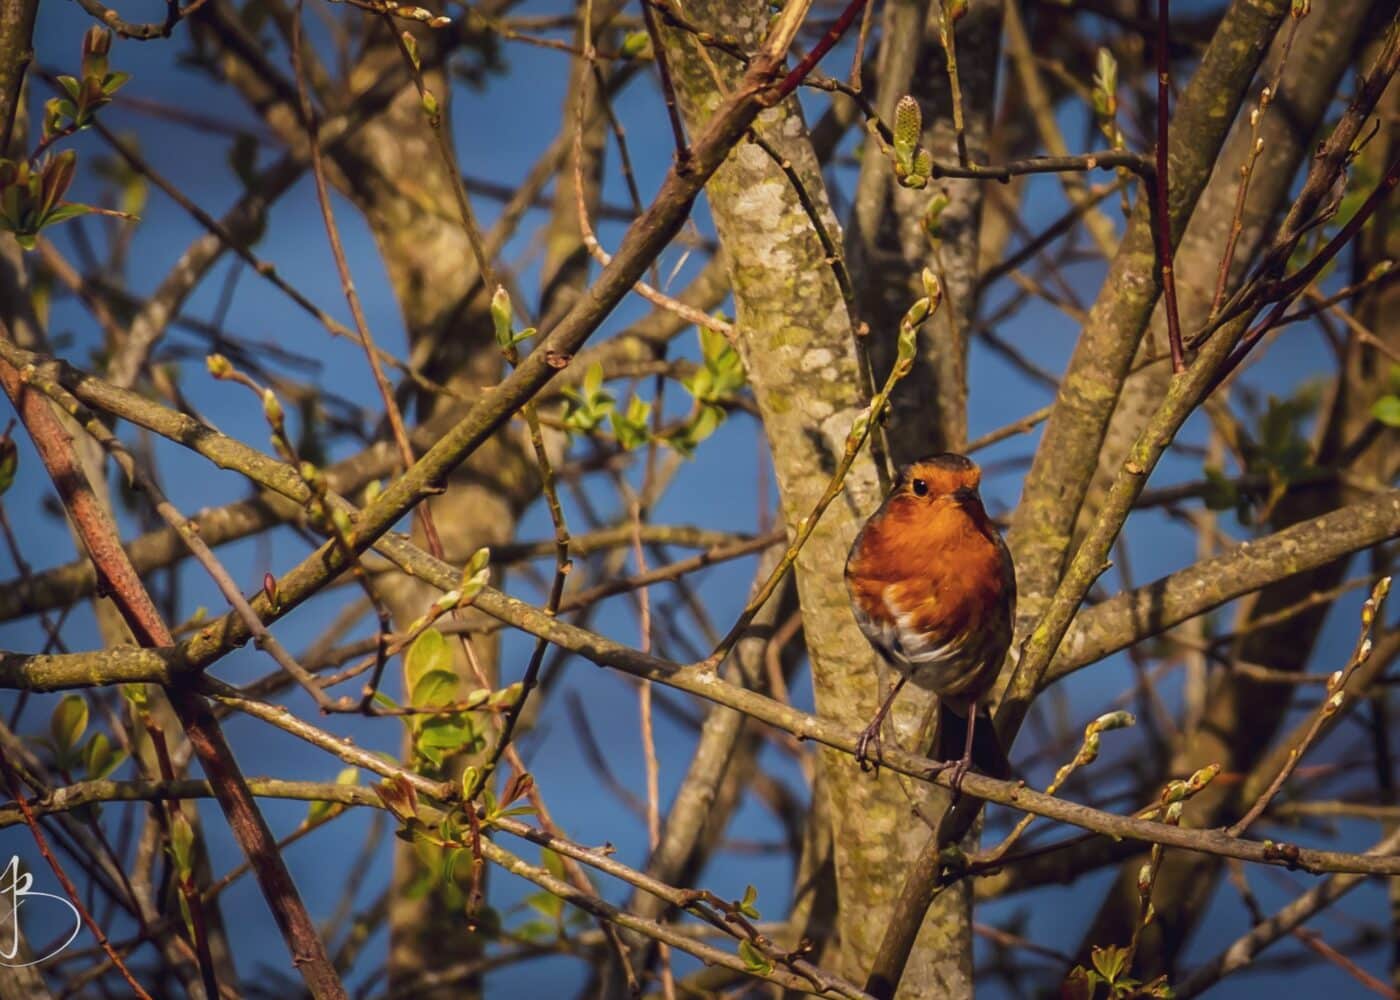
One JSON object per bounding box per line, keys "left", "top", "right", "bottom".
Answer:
{"left": 855, "top": 675, "right": 908, "bottom": 773}
{"left": 947, "top": 705, "right": 979, "bottom": 794}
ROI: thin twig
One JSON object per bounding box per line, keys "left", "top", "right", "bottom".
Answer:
{"left": 0, "top": 753, "right": 156, "bottom": 999}
{"left": 1228, "top": 577, "right": 1392, "bottom": 837}
{"left": 1155, "top": 0, "right": 1185, "bottom": 372}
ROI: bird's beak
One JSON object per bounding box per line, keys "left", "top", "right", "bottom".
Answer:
{"left": 951, "top": 486, "right": 979, "bottom": 506}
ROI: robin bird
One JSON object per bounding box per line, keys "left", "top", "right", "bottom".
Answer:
{"left": 844, "top": 453, "right": 1015, "bottom": 785}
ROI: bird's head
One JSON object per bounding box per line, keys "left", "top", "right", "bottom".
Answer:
{"left": 890, "top": 453, "right": 984, "bottom": 511}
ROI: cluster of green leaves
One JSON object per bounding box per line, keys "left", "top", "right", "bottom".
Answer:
{"left": 1203, "top": 387, "right": 1319, "bottom": 524}
{"left": 41, "top": 694, "right": 127, "bottom": 782}
{"left": 891, "top": 95, "right": 933, "bottom": 189}
{"left": 1063, "top": 946, "right": 1173, "bottom": 999}
{"left": 0, "top": 153, "right": 97, "bottom": 250}
{"left": 559, "top": 321, "right": 744, "bottom": 456}
{"left": 43, "top": 28, "right": 130, "bottom": 142}
{"left": 374, "top": 769, "right": 534, "bottom": 917}
{"left": 380, "top": 627, "right": 521, "bottom": 772}
{"left": 399, "top": 808, "right": 488, "bottom": 914}
{"left": 733, "top": 885, "right": 773, "bottom": 974}
{"left": 670, "top": 324, "right": 742, "bottom": 456}
{"left": 561, "top": 361, "right": 615, "bottom": 434}
{"left": 1, "top": 29, "right": 133, "bottom": 249}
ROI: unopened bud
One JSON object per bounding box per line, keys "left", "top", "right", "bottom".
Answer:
{"left": 893, "top": 96, "right": 922, "bottom": 153}
{"left": 1089, "top": 710, "right": 1136, "bottom": 734}
{"left": 923, "top": 191, "right": 950, "bottom": 240}
{"left": 331, "top": 507, "right": 354, "bottom": 539}
{"left": 1185, "top": 763, "right": 1220, "bottom": 794}
{"left": 262, "top": 388, "right": 283, "bottom": 426}
{"left": 491, "top": 286, "right": 513, "bottom": 348}
{"left": 921, "top": 268, "right": 942, "bottom": 309}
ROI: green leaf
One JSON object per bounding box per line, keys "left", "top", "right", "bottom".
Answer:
{"left": 1093, "top": 48, "right": 1119, "bottom": 117}
{"left": 460, "top": 765, "right": 481, "bottom": 800}
{"left": 738, "top": 938, "right": 773, "bottom": 975}
{"left": 489, "top": 682, "right": 523, "bottom": 709}
{"left": 541, "top": 848, "right": 565, "bottom": 879}
{"left": 666, "top": 403, "right": 724, "bottom": 458}
{"left": 583, "top": 361, "right": 604, "bottom": 400}
{"left": 620, "top": 31, "right": 652, "bottom": 59}
{"left": 50, "top": 695, "right": 89, "bottom": 757}
{"left": 611, "top": 394, "right": 652, "bottom": 450}
{"left": 101, "top": 71, "right": 131, "bottom": 97}
{"left": 405, "top": 628, "right": 452, "bottom": 694}
{"left": 40, "top": 202, "right": 100, "bottom": 227}
{"left": 412, "top": 669, "right": 460, "bottom": 709}
{"left": 1091, "top": 944, "right": 1129, "bottom": 984}
{"left": 416, "top": 714, "right": 480, "bottom": 757}
{"left": 1372, "top": 394, "right": 1400, "bottom": 428}
{"left": 739, "top": 884, "right": 760, "bottom": 919}
{"left": 82, "top": 731, "right": 126, "bottom": 781}
{"left": 514, "top": 918, "right": 556, "bottom": 941}
{"left": 1061, "top": 966, "right": 1096, "bottom": 1000}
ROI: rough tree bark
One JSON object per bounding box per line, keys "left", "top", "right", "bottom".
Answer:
{"left": 661, "top": 3, "right": 974, "bottom": 989}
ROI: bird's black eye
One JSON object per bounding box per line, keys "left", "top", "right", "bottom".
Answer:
{"left": 911, "top": 479, "right": 929, "bottom": 497}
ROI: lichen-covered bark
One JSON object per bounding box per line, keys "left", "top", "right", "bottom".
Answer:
{"left": 662, "top": 4, "right": 971, "bottom": 989}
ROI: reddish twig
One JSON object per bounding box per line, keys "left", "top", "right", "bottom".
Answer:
{"left": 0, "top": 754, "right": 155, "bottom": 999}
{"left": 775, "top": 0, "right": 870, "bottom": 98}
{"left": 1210, "top": 151, "right": 1400, "bottom": 391}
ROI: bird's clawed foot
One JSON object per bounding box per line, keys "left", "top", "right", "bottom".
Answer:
{"left": 855, "top": 720, "right": 884, "bottom": 774}
{"left": 928, "top": 754, "right": 974, "bottom": 795}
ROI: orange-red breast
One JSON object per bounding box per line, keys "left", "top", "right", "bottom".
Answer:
{"left": 844, "top": 453, "right": 1015, "bottom": 783}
